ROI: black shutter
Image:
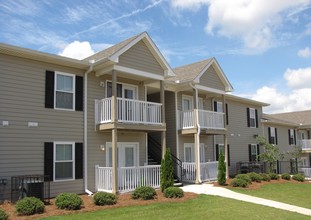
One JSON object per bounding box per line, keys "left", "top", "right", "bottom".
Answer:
{"left": 227, "top": 144, "right": 230, "bottom": 166}
{"left": 216, "top": 144, "right": 219, "bottom": 161}
{"left": 44, "top": 142, "right": 53, "bottom": 181}
{"left": 214, "top": 101, "right": 217, "bottom": 112}
{"left": 225, "top": 103, "right": 229, "bottom": 125}
{"left": 288, "top": 129, "right": 291, "bottom": 145}
{"left": 75, "top": 143, "right": 83, "bottom": 179}
{"left": 75, "top": 76, "right": 83, "bottom": 111}
{"left": 268, "top": 127, "right": 272, "bottom": 144}
{"left": 248, "top": 144, "right": 252, "bottom": 162}
{"left": 294, "top": 130, "right": 296, "bottom": 145}
{"left": 247, "top": 108, "right": 250, "bottom": 127}
{"left": 275, "top": 128, "right": 278, "bottom": 145}
{"left": 45, "top": 71, "right": 54, "bottom": 108}
{"left": 255, "top": 109, "right": 258, "bottom": 128}
{"left": 257, "top": 144, "right": 260, "bottom": 161}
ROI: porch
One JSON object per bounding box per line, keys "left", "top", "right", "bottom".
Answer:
{"left": 182, "top": 161, "right": 218, "bottom": 183}
{"left": 178, "top": 110, "right": 225, "bottom": 130}
{"left": 299, "top": 168, "right": 311, "bottom": 178}
{"left": 299, "top": 140, "right": 311, "bottom": 152}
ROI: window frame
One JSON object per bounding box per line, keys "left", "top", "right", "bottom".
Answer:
{"left": 250, "top": 144, "right": 259, "bottom": 162}
{"left": 54, "top": 71, "right": 75, "bottom": 111}
{"left": 269, "top": 127, "right": 277, "bottom": 144}
{"left": 106, "top": 81, "right": 138, "bottom": 99}
{"left": 53, "top": 142, "right": 75, "bottom": 182}
{"left": 249, "top": 108, "right": 256, "bottom": 128}
{"left": 289, "top": 129, "right": 295, "bottom": 145}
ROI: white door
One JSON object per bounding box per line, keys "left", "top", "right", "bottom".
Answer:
{"left": 106, "top": 143, "right": 139, "bottom": 167}
{"left": 184, "top": 143, "right": 205, "bottom": 162}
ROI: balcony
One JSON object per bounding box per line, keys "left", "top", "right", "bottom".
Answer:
{"left": 299, "top": 140, "right": 311, "bottom": 152}
{"left": 95, "top": 98, "right": 165, "bottom": 131}
{"left": 178, "top": 110, "right": 225, "bottom": 132}
{"left": 182, "top": 161, "right": 218, "bottom": 182}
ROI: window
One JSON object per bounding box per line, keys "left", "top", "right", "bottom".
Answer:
{"left": 288, "top": 129, "right": 296, "bottom": 145}
{"left": 55, "top": 72, "right": 75, "bottom": 110}
{"left": 182, "top": 96, "right": 193, "bottom": 111}
{"left": 106, "top": 142, "right": 139, "bottom": 167}
{"left": 184, "top": 143, "right": 205, "bottom": 162}
{"left": 247, "top": 108, "right": 258, "bottom": 128}
{"left": 249, "top": 144, "right": 259, "bottom": 162}
{"left": 214, "top": 101, "right": 223, "bottom": 113}
{"left": 106, "top": 81, "right": 137, "bottom": 99}
{"left": 268, "top": 127, "right": 278, "bottom": 144}
{"left": 54, "top": 142, "right": 74, "bottom": 181}
{"left": 216, "top": 144, "right": 230, "bottom": 166}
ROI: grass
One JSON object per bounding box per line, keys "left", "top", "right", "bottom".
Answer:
{"left": 43, "top": 194, "right": 310, "bottom": 220}
{"left": 231, "top": 182, "right": 311, "bottom": 209}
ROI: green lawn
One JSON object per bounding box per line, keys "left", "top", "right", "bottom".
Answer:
{"left": 230, "top": 182, "right": 311, "bottom": 209}
{"left": 43, "top": 194, "right": 310, "bottom": 220}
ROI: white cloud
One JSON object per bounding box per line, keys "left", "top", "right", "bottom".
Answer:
{"left": 59, "top": 41, "right": 95, "bottom": 60}
{"left": 244, "top": 66, "right": 311, "bottom": 113}
{"left": 297, "top": 47, "right": 311, "bottom": 58}
{"left": 170, "top": 0, "right": 311, "bottom": 53}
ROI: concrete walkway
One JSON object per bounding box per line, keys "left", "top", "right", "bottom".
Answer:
{"left": 181, "top": 183, "right": 311, "bottom": 216}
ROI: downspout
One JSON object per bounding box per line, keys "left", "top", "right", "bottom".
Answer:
{"left": 189, "top": 83, "right": 201, "bottom": 183}
{"left": 84, "top": 61, "right": 94, "bottom": 195}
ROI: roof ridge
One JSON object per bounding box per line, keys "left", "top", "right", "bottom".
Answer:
{"left": 173, "top": 58, "right": 213, "bottom": 70}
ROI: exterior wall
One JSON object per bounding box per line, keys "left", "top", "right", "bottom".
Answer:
{"left": 165, "top": 91, "right": 177, "bottom": 156}
{"left": 225, "top": 99, "right": 264, "bottom": 176}
{"left": 0, "top": 54, "right": 85, "bottom": 199}
{"left": 119, "top": 40, "right": 164, "bottom": 75}
{"left": 199, "top": 65, "right": 225, "bottom": 91}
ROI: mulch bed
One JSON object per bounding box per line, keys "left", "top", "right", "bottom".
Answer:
{"left": 0, "top": 191, "right": 198, "bottom": 220}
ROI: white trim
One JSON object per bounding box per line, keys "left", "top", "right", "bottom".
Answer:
{"left": 106, "top": 142, "right": 139, "bottom": 167}
{"left": 53, "top": 141, "right": 75, "bottom": 182}
{"left": 195, "top": 85, "right": 226, "bottom": 95}
{"left": 249, "top": 108, "right": 257, "bottom": 128}
{"left": 114, "top": 65, "right": 164, "bottom": 80}
{"left": 54, "top": 71, "right": 76, "bottom": 111}
{"left": 182, "top": 95, "right": 193, "bottom": 111}
{"left": 175, "top": 91, "right": 180, "bottom": 160}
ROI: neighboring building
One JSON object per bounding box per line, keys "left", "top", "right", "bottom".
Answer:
{"left": 0, "top": 32, "right": 310, "bottom": 201}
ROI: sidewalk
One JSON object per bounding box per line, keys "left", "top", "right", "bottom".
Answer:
{"left": 181, "top": 183, "right": 311, "bottom": 216}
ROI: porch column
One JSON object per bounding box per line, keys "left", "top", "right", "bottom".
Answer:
{"left": 111, "top": 70, "right": 118, "bottom": 193}
{"left": 224, "top": 134, "right": 229, "bottom": 179}
{"left": 193, "top": 88, "right": 201, "bottom": 184}
{"left": 160, "top": 80, "right": 166, "bottom": 158}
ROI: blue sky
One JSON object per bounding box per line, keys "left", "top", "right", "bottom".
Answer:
{"left": 1, "top": 0, "right": 311, "bottom": 113}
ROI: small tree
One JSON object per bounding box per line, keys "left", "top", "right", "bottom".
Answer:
{"left": 160, "top": 149, "right": 174, "bottom": 192}
{"left": 217, "top": 149, "right": 226, "bottom": 185}
{"left": 257, "top": 136, "right": 284, "bottom": 173}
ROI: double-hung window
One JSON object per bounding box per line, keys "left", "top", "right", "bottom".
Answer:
{"left": 249, "top": 144, "right": 259, "bottom": 162}
{"left": 55, "top": 72, "right": 75, "bottom": 110}
{"left": 288, "top": 129, "right": 296, "bottom": 145}
{"left": 268, "top": 127, "right": 278, "bottom": 145}
{"left": 54, "top": 142, "right": 74, "bottom": 181}
{"left": 247, "top": 108, "right": 258, "bottom": 128}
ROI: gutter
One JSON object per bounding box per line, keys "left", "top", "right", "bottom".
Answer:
{"left": 84, "top": 61, "right": 94, "bottom": 195}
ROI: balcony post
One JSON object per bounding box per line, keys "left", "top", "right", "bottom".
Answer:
{"left": 193, "top": 87, "right": 201, "bottom": 184}
{"left": 160, "top": 80, "right": 166, "bottom": 158}
{"left": 111, "top": 70, "right": 118, "bottom": 194}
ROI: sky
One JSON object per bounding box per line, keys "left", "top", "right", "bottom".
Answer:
{"left": 1, "top": 0, "right": 311, "bottom": 114}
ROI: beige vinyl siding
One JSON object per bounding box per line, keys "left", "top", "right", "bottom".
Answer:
{"left": 119, "top": 40, "right": 164, "bottom": 75}
{"left": 225, "top": 99, "right": 263, "bottom": 175}
{"left": 165, "top": 91, "right": 177, "bottom": 156}
{"left": 199, "top": 66, "right": 225, "bottom": 91}
{"left": 86, "top": 73, "right": 148, "bottom": 192}
{"left": 0, "top": 54, "right": 85, "bottom": 199}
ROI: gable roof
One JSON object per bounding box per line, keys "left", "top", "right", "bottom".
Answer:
{"left": 262, "top": 113, "right": 299, "bottom": 127}
{"left": 169, "top": 58, "right": 233, "bottom": 92}
{"left": 264, "top": 110, "right": 311, "bottom": 128}
{"left": 84, "top": 32, "right": 174, "bottom": 77}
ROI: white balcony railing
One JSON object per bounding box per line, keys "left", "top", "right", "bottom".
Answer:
{"left": 182, "top": 161, "right": 218, "bottom": 182}
{"left": 95, "top": 165, "right": 161, "bottom": 193}
{"left": 95, "top": 98, "right": 162, "bottom": 126}
{"left": 299, "top": 140, "right": 311, "bottom": 151}
{"left": 178, "top": 110, "right": 225, "bottom": 130}
{"left": 299, "top": 168, "right": 311, "bottom": 178}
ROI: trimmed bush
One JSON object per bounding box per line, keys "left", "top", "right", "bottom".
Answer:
{"left": 260, "top": 173, "right": 271, "bottom": 182}
{"left": 217, "top": 150, "right": 226, "bottom": 185}
{"left": 132, "top": 186, "right": 156, "bottom": 200}
{"left": 230, "top": 178, "right": 249, "bottom": 188}
{"left": 235, "top": 174, "right": 251, "bottom": 184}
{"left": 93, "top": 192, "right": 117, "bottom": 206}
{"left": 268, "top": 173, "right": 280, "bottom": 180}
{"left": 0, "top": 208, "right": 8, "bottom": 220}
{"left": 15, "top": 197, "right": 44, "bottom": 216}
{"left": 292, "top": 173, "right": 305, "bottom": 182}
{"left": 164, "top": 187, "right": 184, "bottom": 198}
{"left": 248, "top": 172, "right": 263, "bottom": 183}
{"left": 55, "top": 193, "right": 83, "bottom": 210}
{"left": 281, "top": 173, "right": 291, "bottom": 180}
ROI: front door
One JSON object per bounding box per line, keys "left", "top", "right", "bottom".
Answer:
{"left": 106, "top": 142, "right": 139, "bottom": 167}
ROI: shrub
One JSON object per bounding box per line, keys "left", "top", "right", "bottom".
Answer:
{"left": 55, "top": 193, "right": 83, "bottom": 210}
{"left": 217, "top": 150, "right": 226, "bottom": 185}
{"left": 230, "top": 178, "right": 249, "bottom": 188}
{"left": 268, "top": 173, "right": 280, "bottom": 180}
{"left": 281, "top": 173, "right": 291, "bottom": 180}
{"left": 15, "top": 197, "right": 44, "bottom": 216}
{"left": 260, "top": 173, "right": 271, "bottom": 182}
{"left": 235, "top": 174, "right": 251, "bottom": 184}
{"left": 93, "top": 192, "right": 117, "bottom": 206}
{"left": 248, "top": 172, "right": 263, "bottom": 183}
{"left": 292, "top": 173, "right": 305, "bottom": 182}
{"left": 132, "top": 186, "right": 156, "bottom": 200}
{"left": 163, "top": 187, "right": 184, "bottom": 198}
{"left": 0, "top": 208, "right": 8, "bottom": 220}
{"left": 160, "top": 149, "right": 174, "bottom": 192}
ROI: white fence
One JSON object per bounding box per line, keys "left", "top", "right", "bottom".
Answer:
{"left": 299, "top": 168, "right": 311, "bottom": 178}
{"left": 182, "top": 161, "right": 218, "bottom": 182}
{"left": 299, "top": 140, "right": 311, "bottom": 151}
{"left": 95, "top": 98, "right": 162, "bottom": 125}
{"left": 95, "top": 165, "right": 161, "bottom": 193}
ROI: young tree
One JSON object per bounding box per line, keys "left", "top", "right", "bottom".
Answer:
{"left": 160, "top": 149, "right": 174, "bottom": 192}
{"left": 217, "top": 149, "right": 226, "bottom": 185}
{"left": 257, "top": 136, "right": 284, "bottom": 173}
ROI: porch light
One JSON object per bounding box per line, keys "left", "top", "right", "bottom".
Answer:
{"left": 100, "top": 145, "right": 105, "bottom": 151}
